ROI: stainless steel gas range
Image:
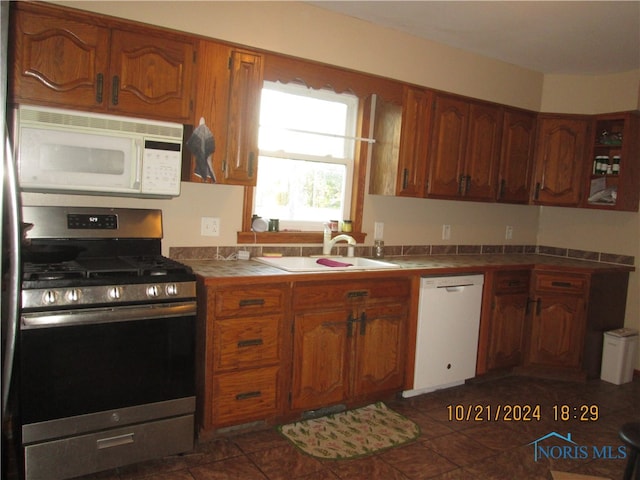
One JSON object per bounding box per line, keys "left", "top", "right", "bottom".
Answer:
{"left": 18, "top": 206, "right": 196, "bottom": 480}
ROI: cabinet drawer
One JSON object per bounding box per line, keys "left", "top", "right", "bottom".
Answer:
{"left": 212, "top": 284, "right": 288, "bottom": 318}
{"left": 494, "top": 270, "right": 530, "bottom": 294}
{"left": 213, "top": 366, "right": 279, "bottom": 425}
{"left": 214, "top": 315, "right": 281, "bottom": 371}
{"left": 293, "top": 278, "right": 410, "bottom": 310}
{"left": 533, "top": 272, "right": 588, "bottom": 295}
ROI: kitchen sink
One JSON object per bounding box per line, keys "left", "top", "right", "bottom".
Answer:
{"left": 253, "top": 256, "right": 399, "bottom": 272}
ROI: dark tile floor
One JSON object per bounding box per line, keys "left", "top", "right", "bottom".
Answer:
{"left": 24, "top": 376, "right": 640, "bottom": 479}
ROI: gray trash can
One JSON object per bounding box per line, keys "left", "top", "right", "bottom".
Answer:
{"left": 600, "top": 328, "right": 638, "bottom": 385}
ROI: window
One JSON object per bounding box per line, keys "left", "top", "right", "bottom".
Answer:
{"left": 253, "top": 81, "right": 359, "bottom": 231}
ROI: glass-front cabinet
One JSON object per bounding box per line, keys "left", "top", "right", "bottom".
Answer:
{"left": 585, "top": 112, "right": 640, "bottom": 212}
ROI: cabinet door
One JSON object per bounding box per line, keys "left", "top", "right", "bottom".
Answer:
{"left": 290, "top": 309, "right": 352, "bottom": 411}
{"left": 498, "top": 109, "right": 536, "bottom": 203}
{"left": 532, "top": 116, "right": 589, "bottom": 206}
{"left": 464, "top": 102, "right": 502, "bottom": 200}
{"left": 487, "top": 293, "right": 528, "bottom": 370}
{"left": 11, "top": 8, "right": 110, "bottom": 108}
{"left": 367, "top": 95, "right": 403, "bottom": 196}
{"left": 353, "top": 303, "right": 406, "bottom": 397}
{"left": 223, "top": 49, "right": 263, "bottom": 185}
{"left": 109, "top": 29, "right": 196, "bottom": 121}
{"left": 528, "top": 293, "right": 586, "bottom": 368}
{"left": 396, "top": 87, "right": 432, "bottom": 197}
{"left": 427, "top": 95, "right": 469, "bottom": 198}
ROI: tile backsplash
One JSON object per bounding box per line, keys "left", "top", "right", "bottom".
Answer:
{"left": 170, "top": 244, "right": 635, "bottom": 267}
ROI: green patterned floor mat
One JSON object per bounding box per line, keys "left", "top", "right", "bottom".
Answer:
{"left": 277, "top": 402, "right": 420, "bottom": 460}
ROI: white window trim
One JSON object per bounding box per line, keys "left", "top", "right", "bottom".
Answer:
{"left": 254, "top": 81, "right": 360, "bottom": 231}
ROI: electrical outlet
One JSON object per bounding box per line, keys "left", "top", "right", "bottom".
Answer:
{"left": 505, "top": 225, "right": 513, "bottom": 240}
{"left": 442, "top": 224, "right": 451, "bottom": 240}
{"left": 201, "top": 217, "right": 220, "bottom": 236}
{"left": 374, "top": 221, "right": 384, "bottom": 241}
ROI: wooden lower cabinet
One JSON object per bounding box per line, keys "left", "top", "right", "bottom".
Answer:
{"left": 526, "top": 272, "right": 588, "bottom": 369}
{"left": 197, "top": 267, "right": 629, "bottom": 435}
{"left": 486, "top": 270, "right": 530, "bottom": 371}
{"left": 481, "top": 268, "right": 629, "bottom": 378}
{"left": 196, "top": 280, "right": 289, "bottom": 433}
{"left": 290, "top": 278, "right": 410, "bottom": 412}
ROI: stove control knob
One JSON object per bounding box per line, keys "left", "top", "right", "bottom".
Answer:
{"left": 166, "top": 283, "right": 178, "bottom": 296}
{"left": 147, "top": 285, "right": 160, "bottom": 298}
{"left": 66, "top": 289, "right": 81, "bottom": 303}
{"left": 108, "top": 287, "right": 122, "bottom": 300}
{"left": 42, "top": 290, "right": 57, "bottom": 305}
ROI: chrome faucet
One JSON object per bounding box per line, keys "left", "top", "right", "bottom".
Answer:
{"left": 323, "top": 224, "right": 356, "bottom": 257}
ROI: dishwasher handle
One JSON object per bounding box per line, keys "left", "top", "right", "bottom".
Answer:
{"left": 439, "top": 284, "right": 475, "bottom": 292}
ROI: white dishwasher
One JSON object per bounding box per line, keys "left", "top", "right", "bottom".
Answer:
{"left": 403, "top": 274, "right": 484, "bottom": 398}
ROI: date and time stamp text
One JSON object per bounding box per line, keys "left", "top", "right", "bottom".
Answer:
{"left": 446, "top": 404, "right": 600, "bottom": 422}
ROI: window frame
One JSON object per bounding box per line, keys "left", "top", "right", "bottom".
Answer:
{"left": 237, "top": 52, "right": 403, "bottom": 244}
{"left": 254, "top": 80, "right": 359, "bottom": 232}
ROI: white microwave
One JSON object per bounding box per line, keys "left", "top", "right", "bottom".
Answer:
{"left": 14, "top": 105, "right": 184, "bottom": 198}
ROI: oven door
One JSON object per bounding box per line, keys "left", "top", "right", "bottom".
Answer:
{"left": 19, "top": 301, "right": 196, "bottom": 431}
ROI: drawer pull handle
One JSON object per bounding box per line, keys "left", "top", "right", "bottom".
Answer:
{"left": 507, "top": 281, "right": 522, "bottom": 287}
{"left": 239, "top": 298, "right": 265, "bottom": 307}
{"left": 551, "top": 281, "right": 573, "bottom": 288}
{"left": 238, "top": 338, "right": 263, "bottom": 348}
{"left": 96, "top": 433, "right": 134, "bottom": 450}
{"left": 347, "top": 291, "right": 368, "bottom": 299}
{"left": 236, "top": 391, "right": 261, "bottom": 401}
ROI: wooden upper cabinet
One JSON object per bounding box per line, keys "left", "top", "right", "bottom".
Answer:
{"left": 583, "top": 112, "right": 640, "bottom": 212}
{"left": 9, "top": 3, "right": 196, "bottom": 122}
{"left": 223, "top": 49, "right": 264, "bottom": 185}
{"left": 187, "top": 42, "right": 263, "bottom": 186}
{"left": 427, "top": 95, "right": 502, "bottom": 201}
{"left": 427, "top": 95, "right": 468, "bottom": 198}
{"left": 107, "top": 29, "right": 195, "bottom": 120}
{"left": 532, "top": 115, "right": 590, "bottom": 206}
{"left": 497, "top": 109, "right": 537, "bottom": 203}
{"left": 396, "top": 87, "right": 432, "bottom": 197}
{"left": 464, "top": 102, "right": 503, "bottom": 201}
{"left": 10, "top": 7, "right": 110, "bottom": 109}
{"left": 368, "top": 86, "right": 431, "bottom": 197}
{"left": 367, "top": 94, "right": 403, "bottom": 196}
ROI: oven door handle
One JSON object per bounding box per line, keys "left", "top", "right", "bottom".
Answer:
{"left": 21, "top": 301, "right": 197, "bottom": 329}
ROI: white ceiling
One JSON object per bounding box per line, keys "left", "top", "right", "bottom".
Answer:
{"left": 307, "top": 1, "right": 640, "bottom": 75}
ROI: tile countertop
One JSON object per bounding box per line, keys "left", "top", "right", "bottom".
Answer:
{"left": 182, "top": 254, "right": 634, "bottom": 281}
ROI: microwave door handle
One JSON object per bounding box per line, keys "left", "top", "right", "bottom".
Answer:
{"left": 133, "top": 139, "right": 142, "bottom": 189}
